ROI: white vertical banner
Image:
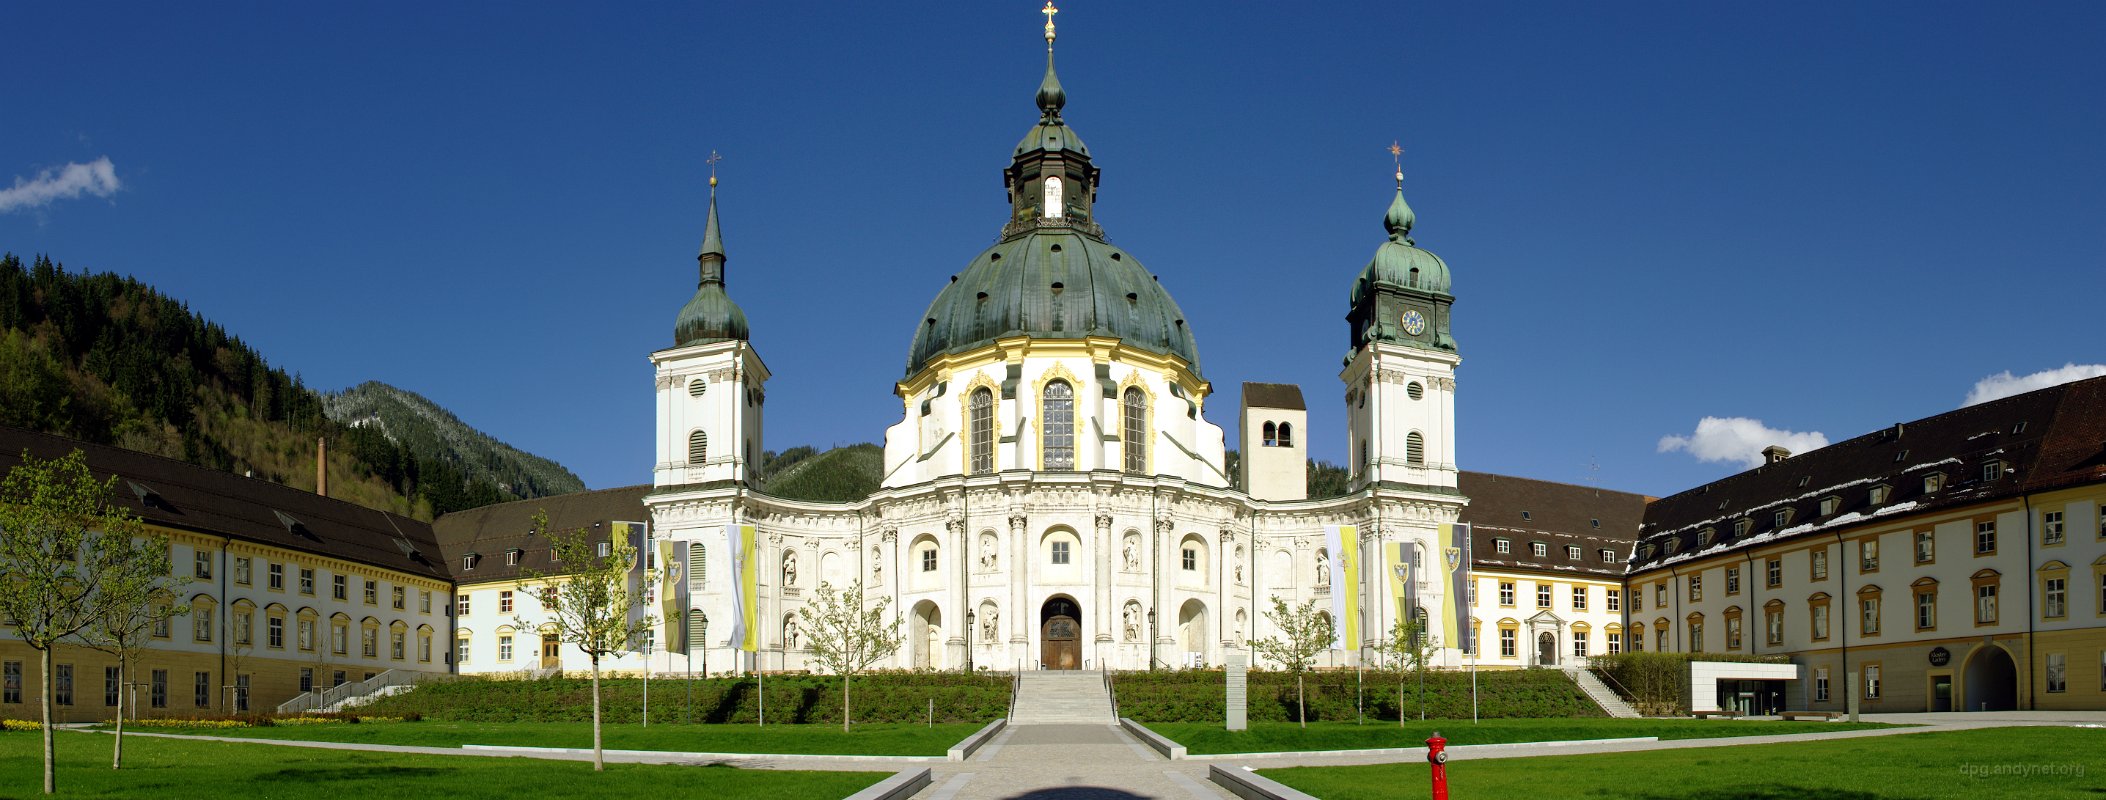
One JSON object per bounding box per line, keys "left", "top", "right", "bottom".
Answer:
{"left": 1324, "top": 525, "right": 1361, "bottom": 650}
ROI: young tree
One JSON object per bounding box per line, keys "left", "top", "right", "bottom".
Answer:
{"left": 1251, "top": 595, "right": 1335, "bottom": 729}
{"left": 1371, "top": 613, "right": 1436, "bottom": 726}
{"left": 513, "top": 510, "right": 655, "bottom": 772}
{"left": 78, "top": 544, "right": 186, "bottom": 769}
{"left": 0, "top": 449, "right": 151, "bottom": 794}
{"left": 796, "top": 579, "right": 904, "bottom": 732}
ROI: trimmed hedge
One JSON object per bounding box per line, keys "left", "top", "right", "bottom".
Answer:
{"left": 1111, "top": 669, "right": 1603, "bottom": 723}
{"left": 1588, "top": 652, "right": 1790, "bottom": 715}
{"left": 362, "top": 672, "right": 1011, "bottom": 725}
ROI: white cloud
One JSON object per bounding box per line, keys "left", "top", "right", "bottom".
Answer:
{"left": 1658, "top": 417, "right": 1829, "bottom": 469}
{"left": 1963, "top": 363, "right": 2106, "bottom": 407}
{"left": 0, "top": 157, "right": 121, "bottom": 214}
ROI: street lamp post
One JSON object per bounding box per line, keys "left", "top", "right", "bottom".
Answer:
{"left": 1146, "top": 608, "right": 1157, "bottom": 671}
{"left": 965, "top": 610, "right": 977, "bottom": 672}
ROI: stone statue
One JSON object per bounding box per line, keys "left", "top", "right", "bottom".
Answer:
{"left": 980, "top": 534, "right": 998, "bottom": 570}
{"left": 871, "top": 547, "right": 883, "bottom": 580}
{"left": 982, "top": 608, "right": 999, "bottom": 642}
{"left": 1234, "top": 561, "right": 1244, "bottom": 585}
{"left": 1315, "top": 550, "right": 1331, "bottom": 587}
{"left": 1122, "top": 537, "right": 1139, "bottom": 572}
{"left": 783, "top": 551, "right": 798, "bottom": 586}
{"left": 784, "top": 618, "right": 800, "bottom": 650}
{"left": 1123, "top": 604, "right": 1140, "bottom": 642}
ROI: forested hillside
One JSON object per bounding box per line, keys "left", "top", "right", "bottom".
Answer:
{"left": 323, "top": 382, "right": 584, "bottom": 500}
{"left": 0, "top": 253, "right": 574, "bottom": 519}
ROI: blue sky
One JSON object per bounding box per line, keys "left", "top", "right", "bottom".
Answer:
{"left": 4, "top": 2, "right": 2102, "bottom": 498}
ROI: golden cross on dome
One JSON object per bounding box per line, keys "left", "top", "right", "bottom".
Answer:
{"left": 706, "top": 150, "right": 722, "bottom": 186}
{"left": 1388, "top": 140, "right": 1404, "bottom": 186}
{"left": 1042, "top": 1, "right": 1059, "bottom": 48}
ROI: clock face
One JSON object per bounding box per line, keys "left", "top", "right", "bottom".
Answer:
{"left": 1401, "top": 309, "right": 1427, "bottom": 337}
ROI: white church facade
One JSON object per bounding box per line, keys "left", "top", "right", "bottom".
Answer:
{"left": 642, "top": 17, "right": 1476, "bottom": 675}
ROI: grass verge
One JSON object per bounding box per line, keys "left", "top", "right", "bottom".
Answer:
{"left": 119, "top": 720, "right": 983, "bottom": 756}
{"left": 1259, "top": 726, "right": 2106, "bottom": 799}
{"left": 0, "top": 730, "right": 884, "bottom": 800}
{"left": 1146, "top": 718, "right": 1899, "bottom": 754}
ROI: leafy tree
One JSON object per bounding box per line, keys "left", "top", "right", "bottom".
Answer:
{"left": 513, "top": 510, "right": 656, "bottom": 772}
{"left": 1306, "top": 459, "right": 1352, "bottom": 499}
{"left": 1371, "top": 612, "right": 1437, "bottom": 726}
{"left": 1251, "top": 595, "right": 1334, "bottom": 728}
{"left": 0, "top": 449, "right": 151, "bottom": 794}
{"left": 77, "top": 540, "right": 186, "bottom": 769}
{"left": 795, "top": 579, "right": 904, "bottom": 732}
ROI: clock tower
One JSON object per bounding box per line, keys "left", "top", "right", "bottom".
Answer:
{"left": 1340, "top": 172, "right": 1459, "bottom": 492}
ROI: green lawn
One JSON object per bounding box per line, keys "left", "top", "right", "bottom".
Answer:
{"left": 1260, "top": 727, "right": 2106, "bottom": 799}
{"left": 1145, "top": 718, "right": 1899, "bottom": 755}
{"left": 0, "top": 731, "right": 884, "bottom": 800}
{"left": 118, "top": 720, "right": 983, "bottom": 756}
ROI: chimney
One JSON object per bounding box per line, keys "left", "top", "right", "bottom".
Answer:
{"left": 1761, "top": 445, "right": 1791, "bottom": 465}
{"left": 316, "top": 437, "right": 328, "bottom": 498}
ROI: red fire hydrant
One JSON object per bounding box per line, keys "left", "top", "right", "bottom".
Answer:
{"left": 1426, "top": 731, "right": 1450, "bottom": 800}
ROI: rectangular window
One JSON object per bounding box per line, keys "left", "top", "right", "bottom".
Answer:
{"left": 499, "top": 635, "right": 515, "bottom": 661}
{"left": 1975, "top": 521, "right": 1996, "bottom": 555}
{"left": 268, "top": 562, "right": 284, "bottom": 590}
{"left": 1499, "top": 628, "right": 1516, "bottom": 658}
{"left": 391, "top": 631, "right": 405, "bottom": 660}
{"left": 332, "top": 671, "right": 346, "bottom": 688}
{"left": 506, "top": 550, "right": 521, "bottom": 567}
{"left": 1977, "top": 584, "right": 1999, "bottom": 624}
{"left": 1498, "top": 582, "right": 1515, "bottom": 606}
{"left": 1572, "top": 634, "right": 1589, "bottom": 658}
{"left": 1766, "top": 607, "right": 1783, "bottom": 646}
{"left": 419, "top": 633, "right": 431, "bottom": 662}
{"left": 1687, "top": 620, "right": 1703, "bottom": 651}
{"left": 1915, "top": 531, "right": 1934, "bottom": 563}
{"left": 597, "top": 541, "right": 611, "bottom": 559}
{"left": 54, "top": 664, "right": 72, "bottom": 706}
{"left": 194, "top": 671, "right": 210, "bottom": 708}
{"left": 105, "top": 666, "right": 119, "bottom": 707}
{"left": 420, "top": 591, "right": 431, "bottom": 614}
{"left": 151, "top": 669, "right": 167, "bottom": 708}
{"left": 1655, "top": 626, "right": 1666, "bottom": 652}
{"left": 234, "top": 675, "right": 249, "bottom": 712}
{"left": 392, "top": 586, "right": 405, "bottom": 610}
{"left": 152, "top": 612, "right": 169, "bottom": 639}
{"left": 1601, "top": 549, "right": 1617, "bottom": 564}
{"left": 1811, "top": 549, "right": 1829, "bottom": 581}
{"left": 1689, "top": 575, "right": 1702, "bottom": 602}
{"left": 1467, "top": 583, "right": 1477, "bottom": 606}
{"left": 1632, "top": 588, "right": 1642, "bottom": 612}
{"left": 332, "top": 574, "right": 347, "bottom": 600}
{"left": 234, "top": 557, "right": 251, "bottom": 585}
{"left": 1050, "top": 540, "right": 1070, "bottom": 565}
{"left": 458, "top": 594, "right": 471, "bottom": 615}
{"left": 921, "top": 549, "right": 937, "bottom": 572}
{"left": 2046, "top": 653, "right": 2067, "bottom": 693}
{"left": 1655, "top": 583, "right": 1667, "bottom": 606}
{"left": 1531, "top": 542, "right": 1548, "bottom": 558}
{"left": 193, "top": 610, "right": 212, "bottom": 643}
{"left": 1181, "top": 547, "right": 1195, "bottom": 571}
{"left": 457, "top": 639, "right": 470, "bottom": 664}
{"left": 1864, "top": 665, "right": 1881, "bottom": 699}
{"left": 1607, "top": 632, "right": 1622, "bottom": 654}
{"left": 1565, "top": 545, "right": 1581, "bottom": 560}
{"left": 1815, "top": 668, "right": 1830, "bottom": 702}
{"left": 1726, "top": 616, "right": 1742, "bottom": 649}
{"left": 2044, "top": 577, "right": 2067, "bottom": 618}
{"left": 1572, "top": 586, "right": 1588, "bottom": 611}
{"left": 1916, "top": 590, "right": 1936, "bottom": 630}
{"left": 1860, "top": 539, "right": 1879, "bottom": 572}
{"left": 362, "top": 628, "right": 378, "bottom": 658}
{"left": 1812, "top": 604, "right": 1831, "bottom": 641}
{"left": 500, "top": 590, "right": 514, "bottom": 614}
{"left": 1606, "top": 589, "right": 1620, "bottom": 611}
{"left": 1766, "top": 558, "right": 1781, "bottom": 588}
{"left": 2043, "top": 511, "right": 2065, "bottom": 545}
{"left": 298, "top": 619, "right": 315, "bottom": 651}
{"left": 268, "top": 616, "right": 284, "bottom": 648}
{"left": 1725, "top": 567, "right": 1741, "bottom": 595}
{"left": 364, "top": 579, "right": 378, "bottom": 605}
{"left": 194, "top": 550, "right": 212, "bottom": 579}
{"left": 1494, "top": 539, "right": 1509, "bottom": 554}
{"left": 1536, "top": 585, "right": 1552, "bottom": 608}
{"left": 1861, "top": 597, "right": 1880, "bottom": 635}
{"left": 299, "top": 568, "right": 314, "bottom": 595}
{"left": 332, "top": 621, "right": 348, "bottom": 654}
{"left": 234, "top": 611, "right": 252, "bottom": 645}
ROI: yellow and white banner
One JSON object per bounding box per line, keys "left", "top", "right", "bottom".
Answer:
{"left": 727, "top": 524, "right": 759, "bottom": 652}
{"left": 1324, "top": 525, "right": 1361, "bottom": 650}
{"left": 1386, "top": 541, "right": 1414, "bottom": 624}
{"left": 1437, "top": 522, "right": 1473, "bottom": 654}
{"left": 659, "top": 539, "right": 684, "bottom": 652}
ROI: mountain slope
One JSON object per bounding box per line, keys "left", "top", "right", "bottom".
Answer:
{"left": 759, "top": 444, "right": 883, "bottom": 502}
{"left": 323, "top": 382, "right": 584, "bottom": 499}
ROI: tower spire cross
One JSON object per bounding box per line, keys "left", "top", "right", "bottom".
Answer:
{"left": 706, "top": 150, "right": 723, "bottom": 188}
{"left": 1042, "top": 1, "right": 1058, "bottom": 49}
{"left": 1388, "top": 140, "right": 1404, "bottom": 187}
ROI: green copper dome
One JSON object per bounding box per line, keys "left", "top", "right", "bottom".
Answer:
{"left": 673, "top": 186, "right": 751, "bottom": 347}
{"left": 1349, "top": 188, "right": 1452, "bottom": 307}
{"left": 904, "top": 37, "right": 1197, "bottom": 379}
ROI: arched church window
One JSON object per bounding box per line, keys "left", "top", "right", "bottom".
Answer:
{"left": 1262, "top": 421, "right": 1277, "bottom": 447}
{"left": 1043, "top": 176, "right": 1064, "bottom": 219}
{"left": 688, "top": 430, "right": 708, "bottom": 465}
{"left": 1277, "top": 422, "right": 1293, "bottom": 448}
{"left": 969, "top": 388, "right": 994, "bottom": 475}
{"left": 1123, "top": 387, "right": 1147, "bottom": 473}
{"left": 1042, "top": 380, "right": 1074, "bottom": 470}
{"left": 1406, "top": 431, "right": 1425, "bottom": 465}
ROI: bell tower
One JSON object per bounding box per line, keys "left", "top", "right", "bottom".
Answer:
{"left": 654, "top": 167, "right": 768, "bottom": 488}
{"left": 1341, "top": 153, "right": 1459, "bottom": 492}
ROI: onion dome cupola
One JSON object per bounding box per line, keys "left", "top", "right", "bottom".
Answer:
{"left": 903, "top": 3, "right": 1200, "bottom": 379}
{"left": 673, "top": 178, "right": 751, "bottom": 347}
{"left": 1346, "top": 164, "right": 1456, "bottom": 355}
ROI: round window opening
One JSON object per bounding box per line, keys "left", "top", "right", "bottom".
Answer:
{"left": 1407, "top": 381, "right": 1424, "bottom": 401}
{"left": 688, "top": 379, "right": 707, "bottom": 398}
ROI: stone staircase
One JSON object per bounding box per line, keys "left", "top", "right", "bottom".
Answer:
{"left": 1566, "top": 666, "right": 1641, "bottom": 718}
{"left": 1009, "top": 671, "right": 1116, "bottom": 725}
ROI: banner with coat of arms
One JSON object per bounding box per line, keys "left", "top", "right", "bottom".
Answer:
{"left": 1437, "top": 522, "right": 1473, "bottom": 654}
{"left": 1324, "top": 525, "right": 1360, "bottom": 649}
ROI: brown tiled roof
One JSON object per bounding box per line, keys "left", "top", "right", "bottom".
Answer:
{"left": 430, "top": 485, "right": 652, "bottom": 583}
{"left": 1631, "top": 375, "right": 2106, "bottom": 572}
{"left": 0, "top": 425, "right": 448, "bottom": 581}
{"left": 1242, "top": 382, "right": 1306, "bottom": 411}
{"left": 1458, "top": 471, "right": 1646, "bottom": 579}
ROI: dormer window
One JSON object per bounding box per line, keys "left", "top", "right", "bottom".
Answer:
{"left": 1869, "top": 484, "right": 1891, "bottom": 505}
{"left": 1601, "top": 549, "right": 1617, "bottom": 563}
{"left": 1665, "top": 539, "right": 1682, "bottom": 555}
{"left": 1819, "top": 496, "right": 1840, "bottom": 516}
{"left": 1042, "top": 175, "right": 1064, "bottom": 219}
{"left": 1565, "top": 546, "right": 1581, "bottom": 560}
{"left": 1698, "top": 528, "right": 1716, "bottom": 548}
{"left": 506, "top": 549, "right": 522, "bottom": 567}
{"left": 1775, "top": 509, "right": 1795, "bottom": 528}
{"left": 462, "top": 554, "right": 479, "bottom": 571}
{"left": 1733, "top": 519, "right": 1752, "bottom": 537}
{"left": 1982, "top": 460, "right": 2006, "bottom": 481}
{"left": 1494, "top": 538, "right": 1510, "bottom": 554}
{"left": 1531, "top": 542, "right": 1548, "bottom": 558}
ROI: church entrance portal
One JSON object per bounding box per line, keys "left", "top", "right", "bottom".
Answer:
{"left": 1962, "top": 644, "right": 2017, "bottom": 711}
{"left": 1040, "top": 596, "right": 1081, "bottom": 670}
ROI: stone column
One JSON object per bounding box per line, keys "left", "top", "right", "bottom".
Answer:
{"left": 1217, "top": 527, "right": 1235, "bottom": 662}
{"left": 946, "top": 514, "right": 966, "bottom": 670}
{"left": 1095, "top": 509, "right": 1114, "bottom": 667}
{"left": 880, "top": 526, "right": 899, "bottom": 667}
{"left": 1009, "top": 507, "right": 1029, "bottom": 667}
{"left": 1154, "top": 512, "right": 1173, "bottom": 668}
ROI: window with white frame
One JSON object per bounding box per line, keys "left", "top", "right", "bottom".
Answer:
{"left": 1499, "top": 628, "right": 1516, "bottom": 658}
{"left": 1815, "top": 668, "right": 1830, "bottom": 701}
{"left": 1865, "top": 665, "right": 1882, "bottom": 699}
{"left": 1498, "top": 582, "right": 1514, "bottom": 606}
{"left": 1983, "top": 461, "right": 2004, "bottom": 481}
{"left": 1726, "top": 566, "right": 1741, "bottom": 594}
{"left": 1606, "top": 631, "right": 1621, "bottom": 654}
{"left": 1572, "top": 586, "right": 1587, "bottom": 610}
{"left": 2044, "top": 577, "right": 2067, "bottom": 618}
{"left": 1601, "top": 549, "right": 1617, "bottom": 563}
{"left": 1916, "top": 531, "right": 1934, "bottom": 563}
{"left": 1536, "top": 585, "right": 1552, "bottom": 608}
{"left": 1566, "top": 546, "right": 1581, "bottom": 560}
{"left": 1976, "top": 521, "right": 1997, "bottom": 554}
{"left": 1494, "top": 539, "right": 1510, "bottom": 554}
{"left": 2046, "top": 653, "right": 2067, "bottom": 693}
{"left": 1766, "top": 558, "right": 1782, "bottom": 587}
{"left": 2042, "top": 511, "right": 2064, "bottom": 545}
{"left": 1976, "top": 583, "right": 1998, "bottom": 624}
{"left": 194, "top": 551, "right": 211, "bottom": 579}
{"left": 1052, "top": 540, "right": 1071, "bottom": 565}
{"left": 1531, "top": 542, "right": 1547, "bottom": 558}
{"left": 1572, "top": 634, "right": 1588, "bottom": 658}
{"left": 499, "top": 590, "right": 513, "bottom": 614}
{"left": 1606, "top": 589, "right": 1620, "bottom": 611}
{"left": 1689, "top": 575, "right": 1702, "bottom": 602}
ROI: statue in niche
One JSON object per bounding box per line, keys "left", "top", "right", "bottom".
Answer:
{"left": 1315, "top": 549, "right": 1331, "bottom": 587}
{"left": 783, "top": 551, "right": 798, "bottom": 586}
{"left": 1233, "top": 610, "right": 1247, "bottom": 647}
{"left": 1123, "top": 603, "right": 1140, "bottom": 642}
{"left": 980, "top": 533, "right": 998, "bottom": 570}
{"left": 1234, "top": 561, "right": 1244, "bottom": 585}
{"left": 1122, "top": 536, "right": 1140, "bottom": 572}
{"left": 871, "top": 547, "right": 882, "bottom": 581}
{"left": 982, "top": 607, "right": 999, "bottom": 642}
{"left": 784, "top": 618, "right": 800, "bottom": 650}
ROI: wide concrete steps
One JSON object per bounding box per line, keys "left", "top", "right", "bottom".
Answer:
{"left": 1568, "top": 667, "right": 1641, "bottom": 718}
{"left": 1010, "top": 671, "right": 1115, "bottom": 725}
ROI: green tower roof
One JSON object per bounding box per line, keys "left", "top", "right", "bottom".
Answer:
{"left": 673, "top": 183, "right": 751, "bottom": 347}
